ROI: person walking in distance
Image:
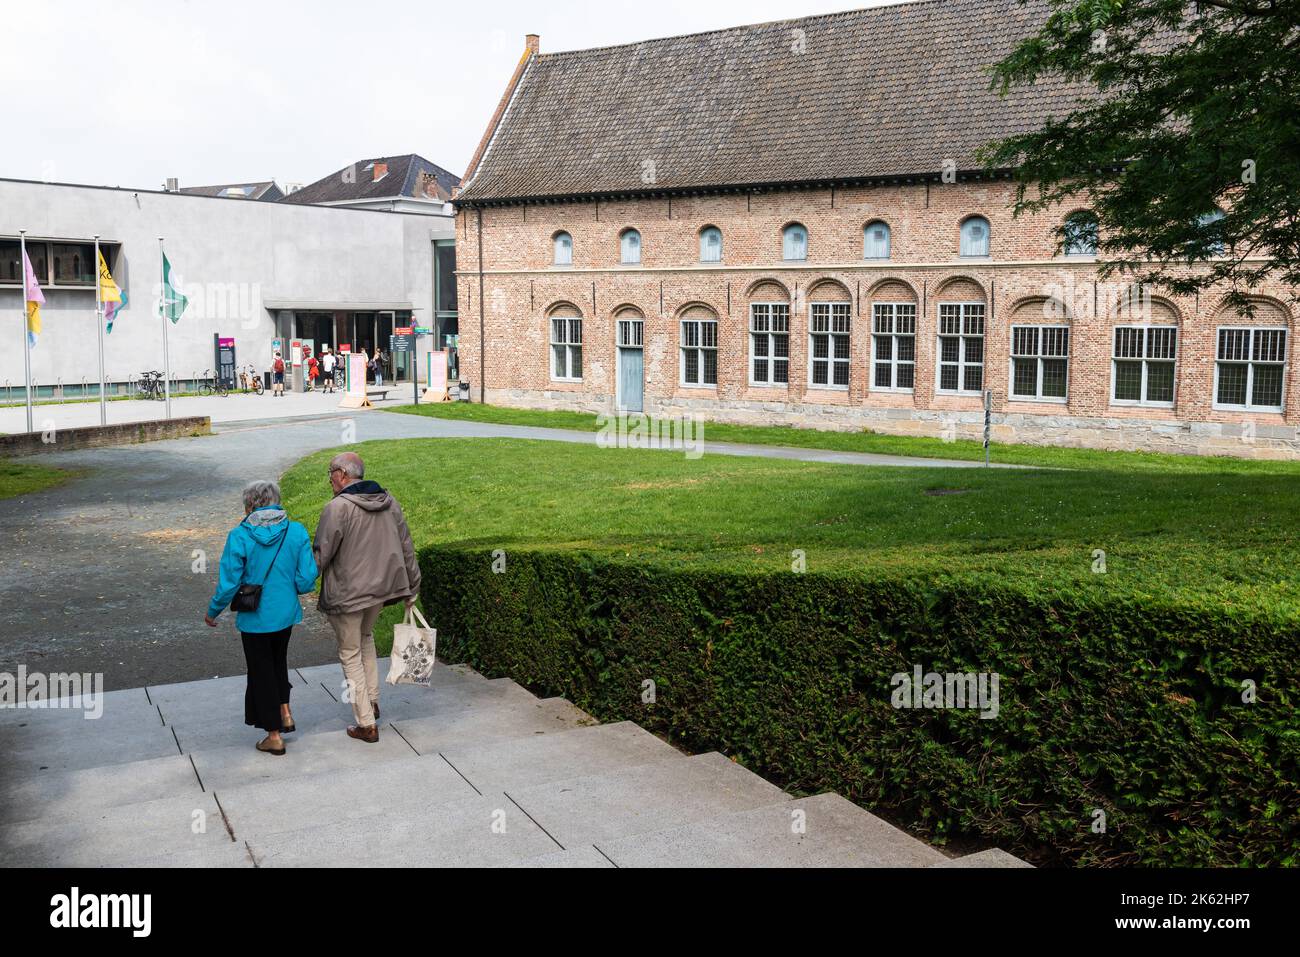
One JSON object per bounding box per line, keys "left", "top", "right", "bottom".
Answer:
{"left": 271, "top": 351, "right": 286, "bottom": 397}
{"left": 313, "top": 452, "right": 421, "bottom": 742}
{"left": 321, "top": 347, "right": 336, "bottom": 394}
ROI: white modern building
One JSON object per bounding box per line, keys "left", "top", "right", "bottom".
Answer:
{"left": 0, "top": 176, "right": 458, "bottom": 400}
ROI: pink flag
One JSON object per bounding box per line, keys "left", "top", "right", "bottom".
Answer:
{"left": 22, "top": 249, "right": 44, "bottom": 348}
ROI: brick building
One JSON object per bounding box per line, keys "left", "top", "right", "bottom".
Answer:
{"left": 452, "top": 0, "right": 1298, "bottom": 458}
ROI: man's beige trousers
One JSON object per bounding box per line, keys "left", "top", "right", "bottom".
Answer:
{"left": 327, "top": 603, "right": 384, "bottom": 727}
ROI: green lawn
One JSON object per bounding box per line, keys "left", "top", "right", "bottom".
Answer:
{"left": 385, "top": 401, "right": 1300, "bottom": 474}
{"left": 281, "top": 436, "right": 1300, "bottom": 627}
{"left": 0, "top": 461, "right": 72, "bottom": 499}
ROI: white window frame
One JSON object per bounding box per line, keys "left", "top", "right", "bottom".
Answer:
{"left": 550, "top": 315, "right": 583, "bottom": 382}
{"left": 620, "top": 229, "right": 641, "bottom": 265}
{"left": 808, "top": 302, "right": 852, "bottom": 390}
{"left": 680, "top": 315, "right": 718, "bottom": 387}
{"left": 699, "top": 227, "right": 722, "bottom": 263}
{"left": 871, "top": 302, "right": 917, "bottom": 393}
{"left": 553, "top": 232, "right": 572, "bottom": 266}
{"left": 935, "top": 302, "right": 985, "bottom": 395}
{"left": 1009, "top": 324, "right": 1071, "bottom": 403}
{"left": 617, "top": 315, "right": 644, "bottom": 348}
{"left": 1110, "top": 325, "right": 1177, "bottom": 408}
{"left": 782, "top": 224, "right": 808, "bottom": 262}
{"left": 960, "top": 217, "right": 991, "bottom": 258}
{"left": 1213, "top": 326, "right": 1288, "bottom": 412}
{"left": 749, "top": 301, "right": 791, "bottom": 386}
{"left": 863, "top": 221, "right": 891, "bottom": 260}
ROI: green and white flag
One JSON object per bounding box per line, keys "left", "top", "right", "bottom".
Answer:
{"left": 159, "top": 253, "right": 188, "bottom": 323}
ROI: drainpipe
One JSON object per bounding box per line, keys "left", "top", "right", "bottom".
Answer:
{"left": 477, "top": 206, "right": 486, "bottom": 404}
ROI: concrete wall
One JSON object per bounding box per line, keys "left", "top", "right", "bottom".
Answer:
{"left": 0, "top": 179, "right": 453, "bottom": 392}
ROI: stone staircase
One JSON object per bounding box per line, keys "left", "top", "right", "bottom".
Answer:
{"left": 0, "top": 660, "right": 1028, "bottom": 868}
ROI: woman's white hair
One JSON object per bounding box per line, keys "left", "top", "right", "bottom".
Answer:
{"left": 242, "top": 480, "right": 281, "bottom": 511}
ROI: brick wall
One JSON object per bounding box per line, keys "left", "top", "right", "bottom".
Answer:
{"left": 455, "top": 180, "right": 1300, "bottom": 458}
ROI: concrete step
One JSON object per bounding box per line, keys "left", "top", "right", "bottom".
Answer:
{"left": 2, "top": 717, "right": 181, "bottom": 776}
{"left": 437, "top": 721, "right": 685, "bottom": 794}
{"left": 0, "top": 686, "right": 156, "bottom": 728}
{"left": 293, "top": 658, "right": 487, "bottom": 689}
{"left": 595, "top": 791, "right": 948, "bottom": 867}
{"left": 243, "top": 791, "right": 563, "bottom": 868}
{"left": 390, "top": 696, "right": 596, "bottom": 753}
{"left": 0, "top": 753, "right": 202, "bottom": 824}
{"left": 0, "top": 790, "right": 233, "bottom": 867}
{"left": 214, "top": 753, "right": 480, "bottom": 843}
{"left": 504, "top": 750, "right": 791, "bottom": 850}
{"left": 508, "top": 846, "right": 616, "bottom": 868}
{"left": 930, "top": 848, "right": 1032, "bottom": 868}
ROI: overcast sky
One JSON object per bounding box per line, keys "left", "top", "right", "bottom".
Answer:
{"left": 3, "top": 0, "right": 892, "bottom": 192}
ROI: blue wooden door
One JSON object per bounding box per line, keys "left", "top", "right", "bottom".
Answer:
{"left": 618, "top": 347, "right": 643, "bottom": 412}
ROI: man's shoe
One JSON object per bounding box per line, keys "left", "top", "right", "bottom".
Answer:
{"left": 347, "top": 724, "right": 379, "bottom": 744}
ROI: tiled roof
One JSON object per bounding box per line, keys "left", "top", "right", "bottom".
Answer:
{"left": 280, "top": 154, "right": 461, "bottom": 206}
{"left": 457, "top": 0, "right": 1087, "bottom": 203}
{"left": 177, "top": 181, "right": 283, "bottom": 200}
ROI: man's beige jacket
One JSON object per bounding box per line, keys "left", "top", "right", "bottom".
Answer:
{"left": 314, "top": 481, "right": 421, "bottom": 615}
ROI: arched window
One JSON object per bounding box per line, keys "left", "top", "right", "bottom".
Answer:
{"left": 959, "top": 216, "right": 990, "bottom": 257}
{"left": 553, "top": 231, "right": 572, "bottom": 266}
{"left": 1063, "top": 211, "right": 1098, "bottom": 256}
{"left": 782, "top": 223, "right": 807, "bottom": 261}
{"left": 699, "top": 226, "right": 722, "bottom": 263}
{"left": 863, "top": 221, "right": 891, "bottom": 259}
{"left": 1197, "top": 210, "right": 1226, "bottom": 257}
{"left": 549, "top": 306, "right": 583, "bottom": 381}
{"left": 620, "top": 228, "right": 642, "bottom": 264}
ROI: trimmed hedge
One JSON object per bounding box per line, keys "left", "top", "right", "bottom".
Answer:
{"left": 420, "top": 545, "right": 1300, "bottom": 867}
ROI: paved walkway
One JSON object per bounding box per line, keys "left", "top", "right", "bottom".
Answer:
{"left": 0, "top": 659, "right": 1029, "bottom": 868}
{"left": 0, "top": 408, "right": 1011, "bottom": 691}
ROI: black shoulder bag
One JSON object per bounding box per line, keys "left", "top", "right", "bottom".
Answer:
{"left": 230, "top": 529, "right": 289, "bottom": 613}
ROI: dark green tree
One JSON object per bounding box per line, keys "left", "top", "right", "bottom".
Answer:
{"left": 982, "top": 0, "right": 1300, "bottom": 311}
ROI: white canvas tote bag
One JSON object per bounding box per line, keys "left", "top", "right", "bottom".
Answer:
{"left": 386, "top": 606, "right": 437, "bottom": 686}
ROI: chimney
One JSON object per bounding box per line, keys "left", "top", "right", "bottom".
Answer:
{"left": 525, "top": 34, "right": 539, "bottom": 55}
{"left": 164, "top": 177, "right": 179, "bottom": 192}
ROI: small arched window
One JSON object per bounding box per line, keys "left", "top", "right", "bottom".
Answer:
{"left": 1063, "top": 211, "right": 1098, "bottom": 256}
{"left": 620, "top": 228, "right": 642, "bottom": 264}
{"left": 700, "top": 226, "right": 722, "bottom": 263}
{"left": 960, "top": 216, "right": 990, "bottom": 257}
{"left": 553, "top": 231, "right": 572, "bottom": 266}
{"left": 783, "top": 223, "right": 808, "bottom": 261}
{"left": 863, "top": 221, "right": 891, "bottom": 259}
{"left": 1197, "top": 209, "right": 1226, "bottom": 257}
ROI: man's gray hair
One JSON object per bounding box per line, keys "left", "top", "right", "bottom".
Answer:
{"left": 330, "top": 452, "right": 365, "bottom": 480}
{"left": 242, "top": 480, "right": 282, "bottom": 511}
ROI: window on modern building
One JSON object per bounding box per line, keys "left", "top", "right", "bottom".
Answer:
{"left": 1010, "top": 325, "right": 1071, "bottom": 401}
{"left": 550, "top": 314, "right": 583, "bottom": 380}
{"left": 750, "top": 302, "right": 791, "bottom": 385}
{"left": 959, "top": 216, "right": 990, "bottom": 257}
{"left": 553, "top": 232, "right": 573, "bottom": 266}
{"left": 863, "top": 221, "right": 891, "bottom": 259}
{"left": 937, "top": 302, "right": 986, "bottom": 393}
{"left": 782, "top": 224, "right": 807, "bottom": 261}
{"left": 872, "top": 302, "right": 916, "bottom": 391}
{"left": 681, "top": 314, "right": 718, "bottom": 386}
{"left": 1215, "top": 327, "right": 1287, "bottom": 410}
{"left": 809, "top": 302, "right": 851, "bottom": 388}
{"left": 620, "top": 229, "right": 642, "bottom": 264}
{"left": 700, "top": 226, "right": 722, "bottom": 263}
{"left": 1113, "top": 326, "right": 1177, "bottom": 406}
{"left": 1063, "top": 211, "right": 1099, "bottom": 256}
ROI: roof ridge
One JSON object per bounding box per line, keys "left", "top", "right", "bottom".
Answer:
{"left": 535, "top": 0, "right": 946, "bottom": 59}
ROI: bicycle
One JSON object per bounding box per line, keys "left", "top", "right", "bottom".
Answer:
{"left": 238, "top": 364, "right": 265, "bottom": 395}
{"left": 199, "top": 370, "right": 230, "bottom": 397}
{"left": 136, "top": 370, "right": 165, "bottom": 400}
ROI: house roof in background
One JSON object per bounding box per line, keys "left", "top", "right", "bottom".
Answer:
{"left": 177, "top": 181, "right": 283, "bottom": 201}
{"left": 279, "top": 154, "right": 461, "bottom": 206}
{"left": 457, "top": 0, "right": 1088, "bottom": 203}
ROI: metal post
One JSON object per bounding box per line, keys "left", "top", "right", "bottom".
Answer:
{"left": 94, "top": 235, "right": 107, "bottom": 425}
{"left": 984, "top": 390, "right": 992, "bottom": 468}
{"left": 159, "top": 238, "right": 172, "bottom": 419}
{"left": 19, "top": 230, "right": 33, "bottom": 433}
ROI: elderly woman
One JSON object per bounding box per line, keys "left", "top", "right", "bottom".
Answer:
{"left": 205, "top": 480, "right": 318, "bottom": 755}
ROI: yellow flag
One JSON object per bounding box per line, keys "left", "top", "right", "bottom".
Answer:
{"left": 97, "top": 250, "right": 121, "bottom": 304}
{"left": 26, "top": 300, "right": 40, "bottom": 342}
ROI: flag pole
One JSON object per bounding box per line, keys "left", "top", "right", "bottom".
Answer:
{"left": 159, "top": 237, "right": 171, "bottom": 420}
{"left": 19, "top": 229, "right": 33, "bottom": 434}
{"left": 94, "top": 235, "right": 107, "bottom": 425}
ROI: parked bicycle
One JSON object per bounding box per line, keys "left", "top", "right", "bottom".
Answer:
{"left": 199, "top": 370, "right": 230, "bottom": 397}
{"left": 238, "top": 364, "right": 265, "bottom": 395}
{"left": 136, "top": 370, "right": 166, "bottom": 400}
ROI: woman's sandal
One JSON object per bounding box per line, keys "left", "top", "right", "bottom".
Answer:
{"left": 257, "top": 736, "right": 286, "bottom": 756}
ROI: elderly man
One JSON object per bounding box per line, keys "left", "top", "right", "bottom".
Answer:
{"left": 314, "top": 451, "right": 421, "bottom": 742}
